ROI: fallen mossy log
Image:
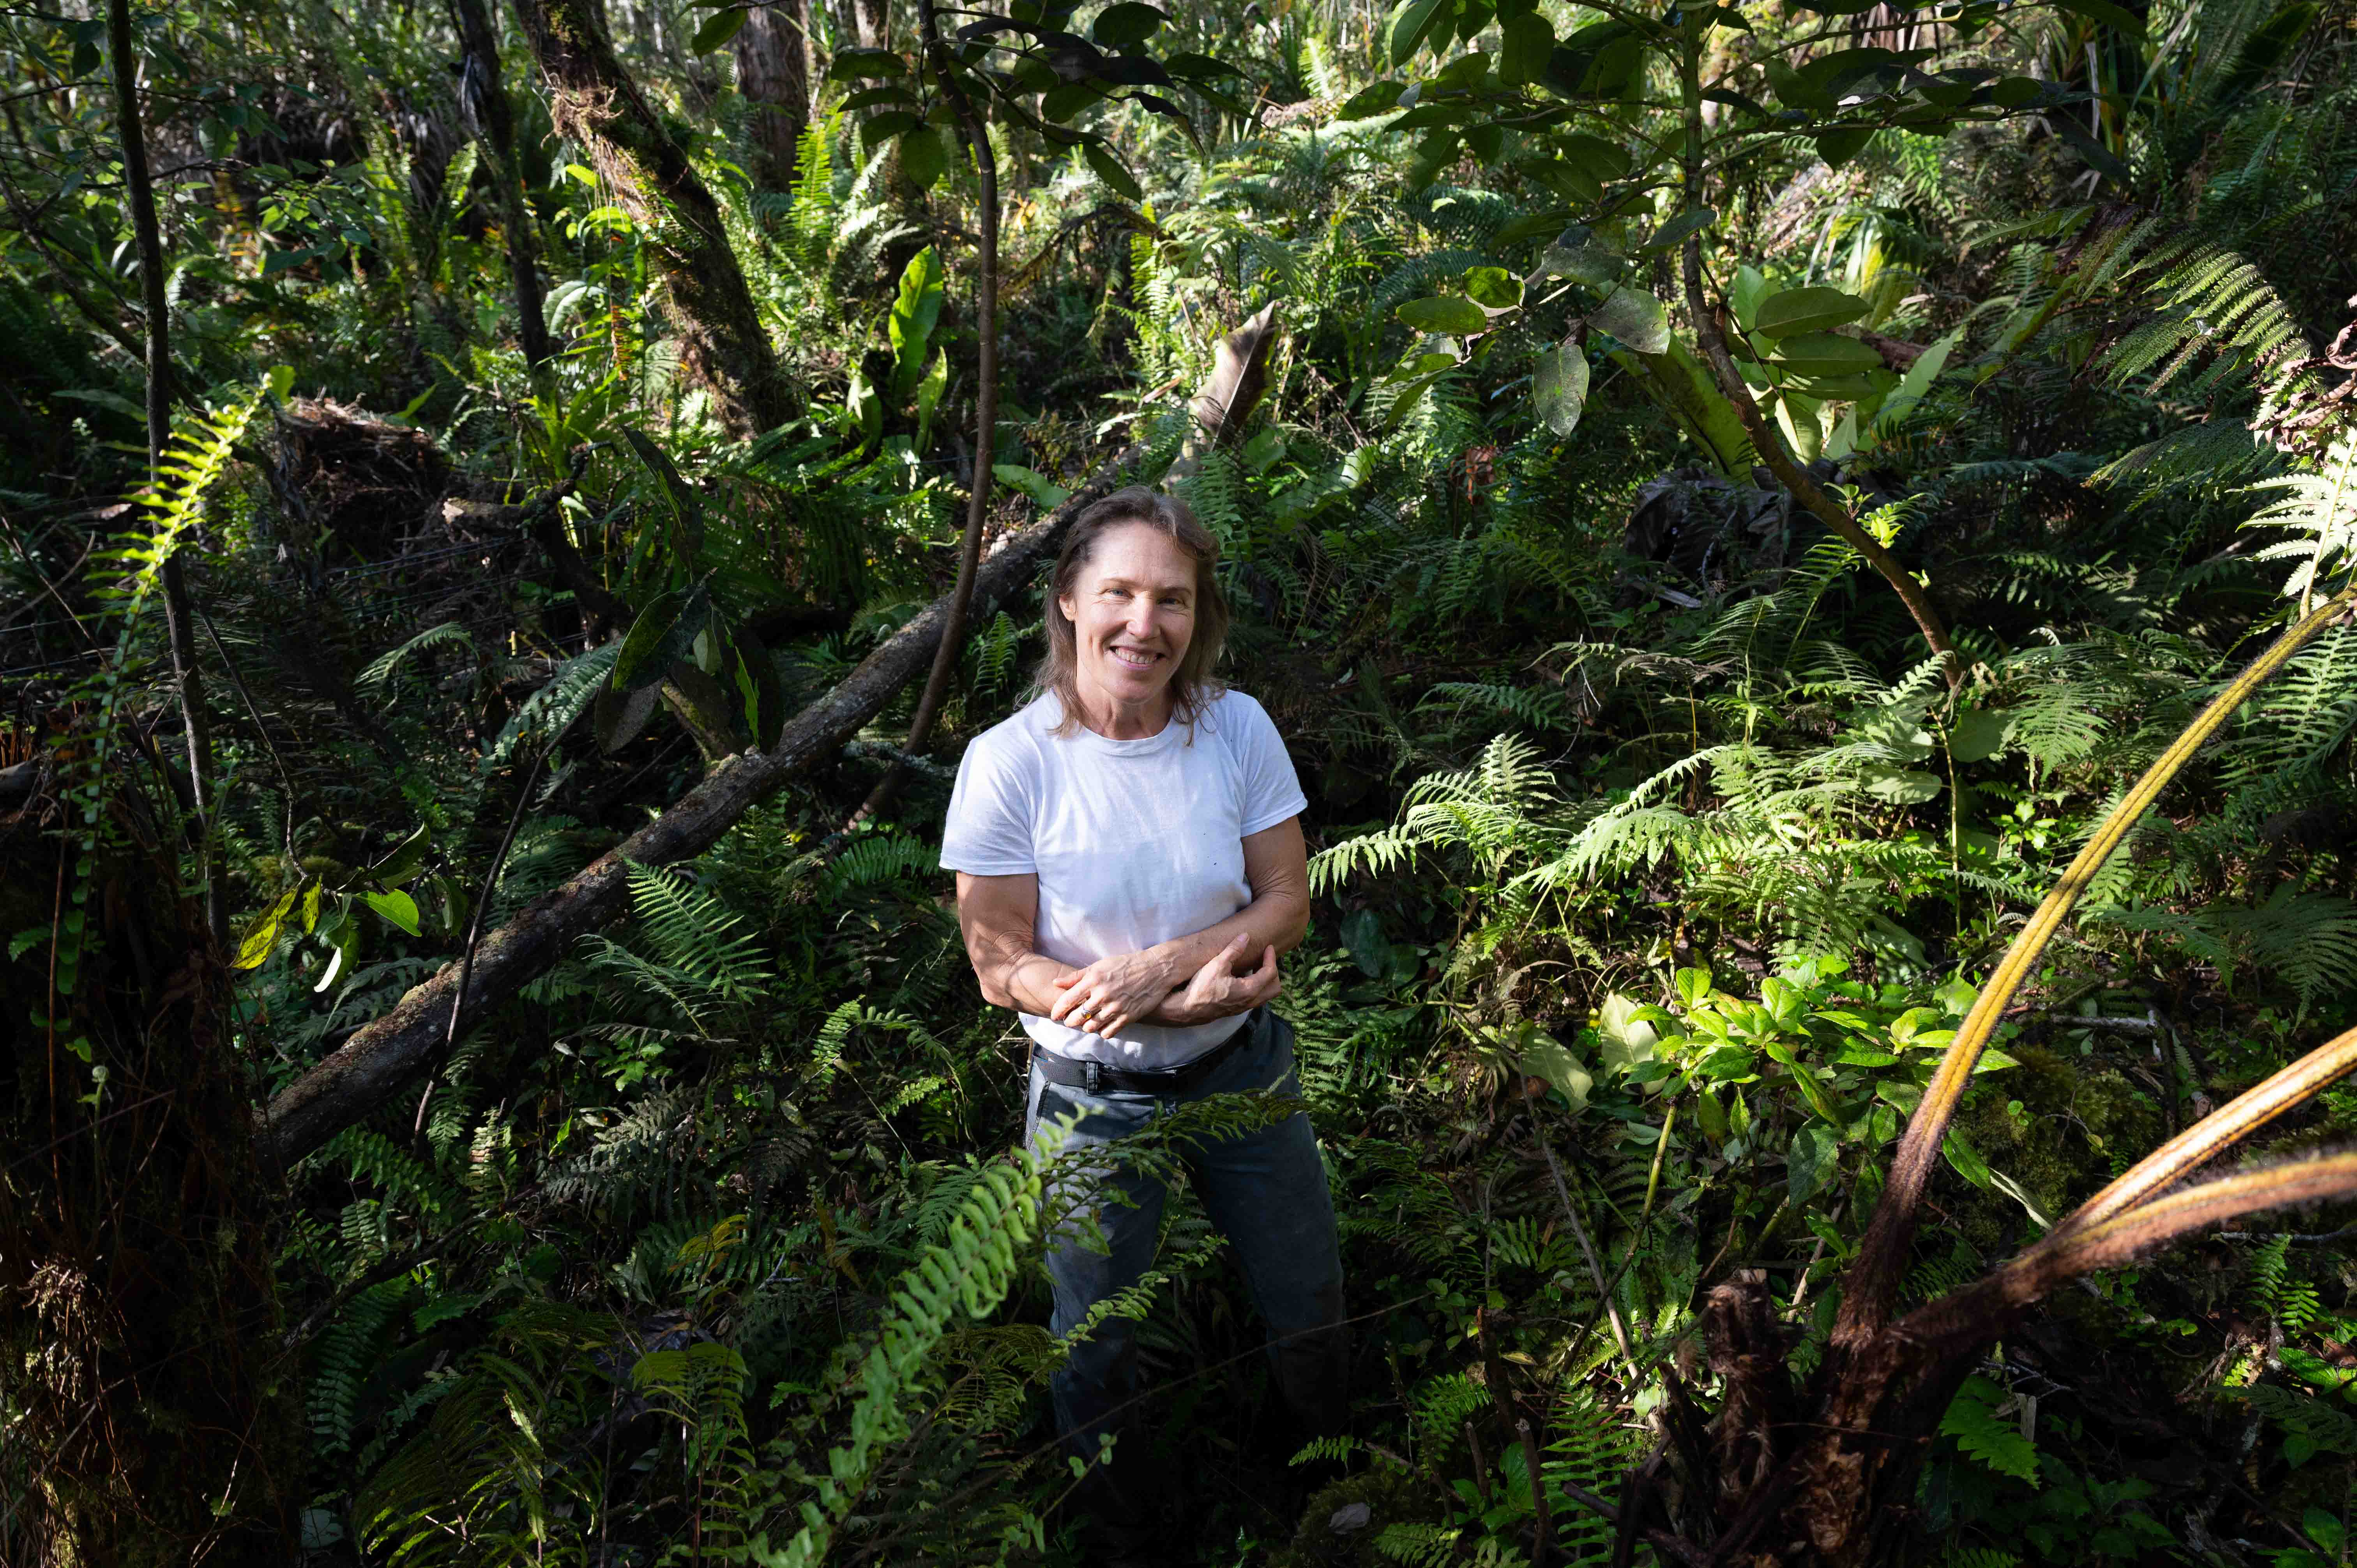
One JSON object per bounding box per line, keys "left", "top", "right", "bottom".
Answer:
{"left": 257, "top": 452, "right": 1139, "bottom": 1169}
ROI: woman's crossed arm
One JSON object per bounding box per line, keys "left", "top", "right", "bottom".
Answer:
{"left": 955, "top": 817, "right": 1308, "bottom": 1038}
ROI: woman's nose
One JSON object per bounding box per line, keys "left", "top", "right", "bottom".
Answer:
{"left": 1126, "top": 600, "right": 1156, "bottom": 637}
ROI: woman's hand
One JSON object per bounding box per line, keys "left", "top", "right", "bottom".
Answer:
{"left": 1045, "top": 947, "right": 1182, "bottom": 1038}
{"left": 1151, "top": 934, "right": 1281, "bottom": 1028}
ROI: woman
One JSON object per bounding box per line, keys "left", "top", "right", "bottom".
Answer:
{"left": 939, "top": 486, "right": 1346, "bottom": 1539}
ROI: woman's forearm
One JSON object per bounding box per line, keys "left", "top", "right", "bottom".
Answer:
{"left": 1150, "top": 886, "right": 1307, "bottom": 988}
{"left": 993, "top": 950, "right": 1078, "bottom": 1015}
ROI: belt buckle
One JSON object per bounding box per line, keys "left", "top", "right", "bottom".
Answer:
{"left": 1082, "top": 1059, "right": 1102, "bottom": 1094}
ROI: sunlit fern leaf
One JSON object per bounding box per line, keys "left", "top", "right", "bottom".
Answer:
{"left": 479, "top": 639, "right": 618, "bottom": 774}
{"left": 1375, "top": 1522, "right": 1467, "bottom": 1568}
{"left": 2248, "top": 433, "right": 2357, "bottom": 607}
{"left": 355, "top": 620, "right": 477, "bottom": 698}
{"left": 619, "top": 857, "right": 772, "bottom": 1005}
{"left": 823, "top": 832, "right": 941, "bottom": 899}
{"left": 1544, "top": 1386, "right": 1645, "bottom": 1568}
{"left": 760, "top": 1150, "right": 1043, "bottom": 1568}
{"left": 311, "top": 1277, "right": 413, "bottom": 1457}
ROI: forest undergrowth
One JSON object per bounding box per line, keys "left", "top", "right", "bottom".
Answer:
{"left": 5, "top": 0, "right": 2357, "bottom": 1561}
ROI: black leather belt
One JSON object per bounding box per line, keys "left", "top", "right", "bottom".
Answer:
{"left": 1030, "top": 1009, "right": 1261, "bottom": 1096}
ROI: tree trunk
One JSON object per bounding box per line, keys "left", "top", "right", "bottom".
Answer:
{"left": 0, "top": 772, "right": 298, "bottom": 1561}
{"left": 108, "top": 0, "right": 226, "bottom": 949}
{"left": 733, "top": 0, "right": 811, "bottom": 193}
{"left": 454, "top": 0, "right": 555, "bottom": 369}
{"left": 511, "top": 0, "right": 798, "bottom": 435}
{"left": 848, "top": 0, "right": 887, "bottom": 51}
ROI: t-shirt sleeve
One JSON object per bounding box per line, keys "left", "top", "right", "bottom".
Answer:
{"left": 939, "top": 730, "right": 1038, "bottom": 875}
{"left": 1230, "top": 694, "right": 1309, "bottom": 837}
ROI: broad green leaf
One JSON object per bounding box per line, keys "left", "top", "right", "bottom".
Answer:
{"left": 1587, "top": 286, "right": 1669, "bottom": 354}
{"left": 1042, "top": 79, "right": 1105, "bottom": 123}
{"left": 1674, "top": 966, "right": 1714, "bottom": 1010}
{"left": 1451, "top": 0, "right": 1495, "bottom": 48}
{"left": 992, "top": 464, "right": 1071, "bottom": 509}
{"left": 1341, "top": 908, "right": 1387, "bottom": 976}
{"left": 1334, "top": 79, "right": 1407, "bottom": 120}
{"left": 1517, "top": 1035, "right": 1594, "bottom": 1110}
{"left": 1597, "top": 992, "right": 1658, "bottom": 1072}
{"left": 1769, "top": 332, "right": 1884, "bottom": 376}
{"left": 362, "top": 888, "right": 422, "bottom": 936}
{"left": 1463, "top": 266, "right": 1522, "bottom": 310}
{"left": 1762, "top": 58, "right": 1831, "bottom": 111}
{"left": 1538, "top": 229, "right": 1626, "bottom": 287}
{"left": 1091, "top": 1, "right": 1166, "bottom": 49}
{"left": 622, "top": 428, "right": 706, "bottom": 563}
{"left": 1787, "top": 371, "right": 1882, "bottom": 402}
{"left": 1498, "top": 10, "right": 1553, "bottom": 83}
{"left": 860, "top": 110, "right": 921, "bottom": 152}
{"left": 1397, "top": 296, "right": 1490, "bottom": 335}
{"left": 1989, "top": 1169, "right": 2053, "bottom": 1231}
{"left": 1613, "top": 336, "right": 1754, "bottom": 478}
{"left": 366, "top": 824, "right": 431, "bottom": 887}
{"left": 1559, "top": 131, "right": 1631, "bottom": 182}
{"left": 889, "top": 246, "right": 945, "bottom": 403}
{"left": 1388, "top": 0, "right": 1452, "bottom": 65}
{"left": 1788, "top": 1122, "right": 1838, "bottom": 1202}
{"left": 1947, "top": 706, "right": 2012, "bottom": 763}
{"left": 1546, "top": 20, "right": 1648, "bottom": 99}
{"left": 1696, "top": 1044, "right": 1758, "bottom": 1082}
{"left": 732, "top": 627, "right": 786, "bottom": 751}
{"left": 1642, "top": 206, "right": 1716, "bottom": 253}
{"left": 1532, "top": 344, "right": 1589, "bottom": 436}
{"left": 613, "top": 584, "right": 709, "bottom": 692}
{"left": 827, "top": 48, "right": 905, "bottom": 80}
{"left": 1933, "top": 975, "right": 1980, "bottom": 1015}
{"left": 1942, "top": 1129, "right": 1993, "bottom": 1189}
{"left": 899, "top": 123, "right": 948, "bottom": 189}
{"left": 1083, "top": 139, "right": 1142, "bottom": 200}
{"left": 234, "top": 888, "right": 297, "bottom": 969}
{"left": 1754, "top": 286, "right": 1872, "bottom": 339}
{"left": 594, "top": 677, "right": 664, "bottom": 754}
{"left": 1866, "top": 327, "right": 1961, "bottom": 442}
{"left": 913, "top": 346, "right": 949, "bottom": 452}
{"left": 691, "top": 6, "right": 746, "bottom": 51}
{"left": 1815, "top": 125, "right": 1875, "bottom": 167}
{"left": 1861, "top": 764, "right": 1942, "bottom": 803}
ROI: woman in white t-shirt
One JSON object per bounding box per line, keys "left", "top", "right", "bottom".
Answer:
{"left": 941, "top": 487, "right": 1346, "bottom": 1550}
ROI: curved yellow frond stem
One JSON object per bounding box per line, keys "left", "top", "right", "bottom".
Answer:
{"left": 1838, "top": 584, "right": 2357, "bottom": 1344}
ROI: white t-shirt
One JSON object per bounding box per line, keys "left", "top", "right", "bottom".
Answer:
{"left": 939, "top": 687, "right": 1307, "bottom": 1068}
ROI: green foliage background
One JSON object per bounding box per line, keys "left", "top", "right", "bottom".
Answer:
{"left": 5, "top": 0, "right": 2357, "bottom": 1559}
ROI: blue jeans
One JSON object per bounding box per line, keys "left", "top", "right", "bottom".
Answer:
{"left": 1025, "top": 1007, "right": 1347, "bottom": 1499}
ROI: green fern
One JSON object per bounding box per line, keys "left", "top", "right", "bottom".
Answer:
{"left": 1940, "top": 1374, "right": 2039, "bottom": 1486}
{"left": 311, "top": 1278, "right": 413, "bottom": 1456}
{"left": 749, "top": 1148, "right": 1042, "bottom": 1567}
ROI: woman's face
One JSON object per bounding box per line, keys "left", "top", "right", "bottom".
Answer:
{"left": 1058, "top": 522, "right": 1198, "bottom": 714}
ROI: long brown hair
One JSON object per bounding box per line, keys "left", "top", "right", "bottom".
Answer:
{"left": 1036, "top": 487, "right": 1230, "bottom": 736}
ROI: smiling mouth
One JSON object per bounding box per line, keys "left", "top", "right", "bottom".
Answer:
{"left": 1108, "top": 647, "right": 1163, "bottom": 669}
